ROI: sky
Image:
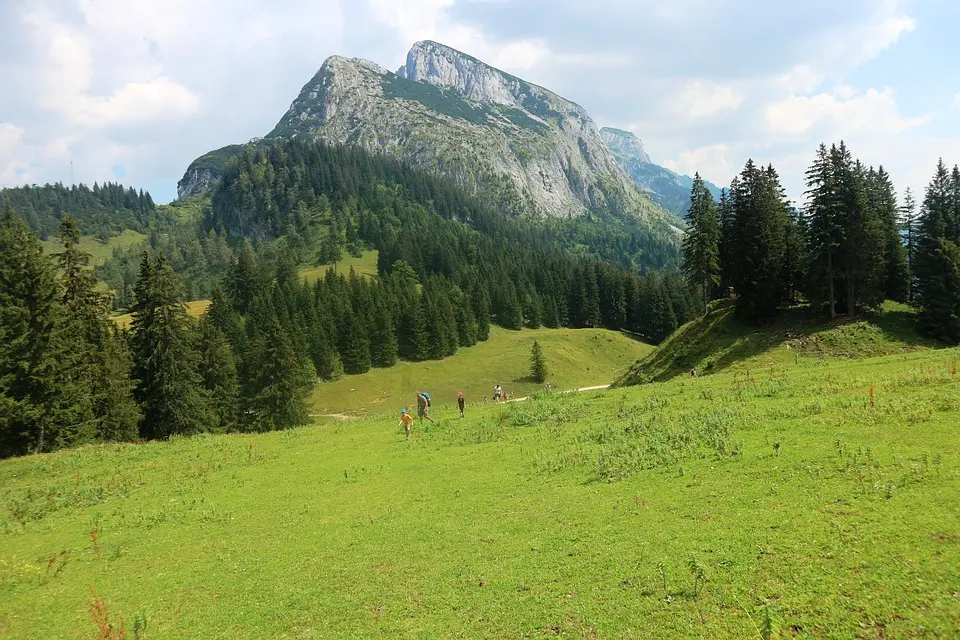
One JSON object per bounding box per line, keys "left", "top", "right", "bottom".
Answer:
{"left": 2, "top": 0, "right": 959, "bottom": 206}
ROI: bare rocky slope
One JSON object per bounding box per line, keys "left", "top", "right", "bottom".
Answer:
{"left": 178, "top": 41, "right": 676, "bottom": 230}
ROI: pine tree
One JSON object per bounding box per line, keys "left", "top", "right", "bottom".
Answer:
{"left": 370, "top": 296, "right": 398, "bottom": 367}
{"left": 57, "top": 215, "right": 139, "bottom": 443}
{"left": 339, "top": 306, "right": 372, "bottom": 374}
{"left": 682, "top": 173, "right": 721, "bottom": 314}
{"left": 530, "top": 340, "right": 547, "bottom": 384}
{"left": 900, "top": 187, "right": 919, "bottom": 302}
{"left": 805, "top": 143, "right": 841, "bottom": 316}
{"left": 914, "top": 159, "right": 960, "bottom": 342}
{"left": 870, "top": 166, "right": 910, "bottom": 302}
{"left": 197, "top": 317, "right": 240, "bottom": 432}
{"left": 730, "top": 160, "right": 790, "bottom": 321}
{"left": 0, "top": 204, "right": 66, "bottom": 455}
{"left": 246, "top": 317, "right": 314, "bottom": 431}
{"left": 130, "top": 253, "right": 211, "bottom": 439}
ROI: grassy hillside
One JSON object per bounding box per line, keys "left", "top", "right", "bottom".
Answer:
{"left": 41, "top": 230, "right": 146, "bottom": 268}
{"left": 111, "top": 300, "right": 211, "bottom": 330}
{"left": 618, "top": 300, "right": 936, "bottom": 386}
{"left": 300, "top": 249, "right": 379, "bottom": 282}
{"left": 1, "top": 346, "right": 957, "bottom": 638}
{"left": 312, "top": 326, "right": 652, "bottom": 416}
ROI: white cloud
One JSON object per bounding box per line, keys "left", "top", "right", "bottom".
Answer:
{"left": 662, "top": 144, "right": 735, "bottom": 186}
{"left": 22, "top": 9, "right": 200, "bottom": 130}
{"left": 73, "top": 77, "right": 200, "bottom": 128}
{"left": 764, "top": 88, "right": 929, "bottom": 136}
{"left": 670, "top": 81, "right": 744, "bottom": 119}
{"left": 778, "top": 64, "right": 823, "bottom": 94}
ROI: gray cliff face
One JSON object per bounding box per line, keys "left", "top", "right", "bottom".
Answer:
{"left": 600, "top": 128, "right": 652, "bottom": 165}
{"left": 177, "top": 165, "right": 220, "bottom": 200}
{"left": 179, "top": 41, "right": 673, "bottom": 228}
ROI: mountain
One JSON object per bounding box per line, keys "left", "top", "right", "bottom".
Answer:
{"left": 600, "top": 128, "right": 723, "bottom": 217}
{"left": 179, "top": 41, "right": 674, "bottom": 229}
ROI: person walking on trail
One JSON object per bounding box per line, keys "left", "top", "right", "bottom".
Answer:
{"left": 457, "top": 391, "right": 465, "bottom": 418}
{"left": 399, "top": 408, "right": 414, "bottom": 440}
{"left": 494, "top": 384, "right": 502, "bottom": 403}
{"left": 416, "top": 392, "right": 434, "bottom": 424}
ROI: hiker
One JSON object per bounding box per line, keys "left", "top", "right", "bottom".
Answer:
{"left": 416, "top": 392, "right": 434, "bottom": 424}
{"left": 483, "top": 395, "right": 488, "bottom": 405}
{"left": 457, "top": 391, "right": 465, "bottom": 418}
{"left": 494, "top": 384, "right": 502, "bottom": 402}
{"left": 398, "top": 408, "right": 413, "bottom": 440}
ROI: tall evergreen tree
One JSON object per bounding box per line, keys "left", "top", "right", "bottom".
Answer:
{"left": 729, "top": 160, "right": 790, "bottom": 320}
{"left": 130, "top": 253, "right": 210, "bottom": 439}
{"left": 530, "top": 340, "right": 547, "bottom": 384}
{"left": 197, "top": 317, "right": 240, "bottom": 432}
{"left": 805, "top": 143, "right": 842, "bottom": 316}
{"left": 57, "top": 216, "right": 140, "bottom": 443}
{"left": 914, "top": 159, "right": 960, "bottom": 342}
{"left": 370, "top": 296, "right": 399, "bottom": 367}
{"left": 245, "top": 316, "right": 314, "bottom": 431}
{"left": 682, "top": 173, "right": 721, "bottom": 314}
{"left": 900, "top": 187, "right": 919, "bottom": 302}
{"left": 0, "top": 204, "right": 66, "bottom": 455}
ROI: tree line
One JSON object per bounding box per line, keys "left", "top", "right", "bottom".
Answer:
{"left": 0, "top": 182, "right": 155, "bottom": 241}
{"left": 682, "top": 141, "right": 960, "bottom": 342}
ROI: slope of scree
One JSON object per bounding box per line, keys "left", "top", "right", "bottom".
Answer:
{"left": 616, "top": 300, "right": 937, "bottom": 385}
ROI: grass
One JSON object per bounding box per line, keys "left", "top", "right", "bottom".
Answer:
{"left": 311, "top": 326, "right": 652, "bottom": 416}
{"left": 110, "top": 300, "right": 211, "bottom": 330}
{"left": 618, "top": 300, "right": 936, "bottom": 385}
{"left": 41, "top": 231, "right": 146, "bottom": 268}
{"left": 1, "top": 344, "right": 957, "bottom": 638}
{"left": 299, "top": 249, "right": 380, "bottom": 282}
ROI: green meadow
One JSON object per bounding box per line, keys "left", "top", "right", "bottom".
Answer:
{"left": 41, "top": 230, "right": 146, "bottom": 268}
{"left": 2, "top": 342, "right": 957, "bottom": 638}
{"left": 311, "top": 326, "right": 651, "bottom": 416}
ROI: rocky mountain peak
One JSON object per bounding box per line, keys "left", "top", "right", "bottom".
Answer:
{"left": 600, "top": 127, "right": 652, "bottom": 165}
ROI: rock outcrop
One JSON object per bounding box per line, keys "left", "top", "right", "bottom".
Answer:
{"left": 179, "top": 41, "right": 672, "bottom": 227}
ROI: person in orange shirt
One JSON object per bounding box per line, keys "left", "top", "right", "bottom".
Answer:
{"left": 399, "top": 408, "right": 414, "bottom": 440}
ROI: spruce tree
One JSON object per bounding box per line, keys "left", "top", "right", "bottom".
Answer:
{"left": 682, "top": 173, "right": 721, "bottom": 314}
{"left": 900, "top": 187, "right": 919, "bottom": 302}
{"left": 130, "top": 253, "right": 211, "bottom": 439}
{"left": 0, "top": 204, "right": 66, "bottom": 455}
{"left": 914, "top": 159, "right": 960, "bottom": 342}
{"left": 246, "top": 317, "right": 314, "bottom": 431}
{"left": 370, "top": 296, "right": 398, "bottom": 367}
{"left": 339, "top": 306, "right": 372, "bottom": 374}
{"left": 57, "top": 215, "right": 140, "bottom": 443}
{"left": 729, "top": 160, "right": 790, "bottom": 320}
{"left": 870, "top": 166, "right": 910, "bottom": 303}
{"left": 197, "top": 317, "right": 240, "bottom": 432}
{"left": 805, "top": 143, "right": 841, "bottom": 316}
{"left": 530, "top": 340, "right": 547, "bottom": 384}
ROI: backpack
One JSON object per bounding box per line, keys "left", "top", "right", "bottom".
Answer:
{"left": 422, "top": 392, "right": 431, "bottom": 407}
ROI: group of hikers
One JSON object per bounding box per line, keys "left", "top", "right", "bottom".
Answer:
{"left": 397, "top": 384, "right": 514, "bottom": 440}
